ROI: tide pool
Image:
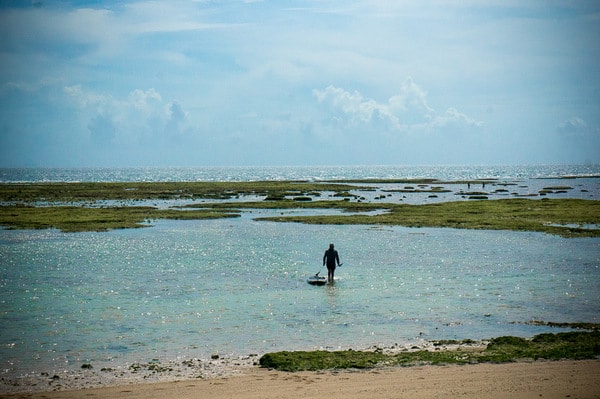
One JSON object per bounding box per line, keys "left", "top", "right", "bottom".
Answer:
{"left": 1, "top": 214, "right": 598, "bottom": 378}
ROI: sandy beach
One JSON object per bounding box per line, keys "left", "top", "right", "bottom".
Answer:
{"left": 2, "top": 360, "right": 598, "bottom": 399}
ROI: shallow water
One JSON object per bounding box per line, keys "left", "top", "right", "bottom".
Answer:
{"left": 1, "top": 164, "right": 599, "bottom": 381}
{"left": 1, "top": 215, "right": 598, "bottom": 377}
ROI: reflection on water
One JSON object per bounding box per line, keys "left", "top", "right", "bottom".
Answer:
{"left": 325, "top": 282, "right": 340, "bottom": 309}
{"left": 0, "top": 217, "right": 599, "bottom": 377}
{"left": 2, "top": 164, "right": 599, "bottom": 183}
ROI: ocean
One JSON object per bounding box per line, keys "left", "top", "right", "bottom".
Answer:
{"left": 0, "top": 165, "right": 599, "bottom": 390}
{"left": 1, "top": 164, "right": 599, "bottom": 183}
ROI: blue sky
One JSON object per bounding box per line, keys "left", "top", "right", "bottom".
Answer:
{"left": 1, "top": 1, "right": 599, "bottom": 167}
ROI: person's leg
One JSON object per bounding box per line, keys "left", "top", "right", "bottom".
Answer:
{"left": 328, "top": 267, "right": 334, "bottom": 283}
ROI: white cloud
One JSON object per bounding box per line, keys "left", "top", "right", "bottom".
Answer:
{"left": 388, "top": 78, "right": 434, "bottom": 115}
{"left": 128, "top": 88, "right": 163, "bottom": 115}
{"left": 314, "top": 78, "right": 482, "bottom": 133}
{"left": 0, "top": 2, "right": 236, "bottom": 66}
{"left": 124, "top": 2, "right": 233, "bottom": 34}
{"left": 1, "top": 1, "right": 598, "bottom": 166}
{"left": 433, "top": 107, "right": 483, "bottom": 128}
{"left": 63, "top": 85, "right": 189, "bottom": 146}
{"left": 558, "top": 117, "right": 593, "bottom": 138}
{"left": 63, "top": 85, "right": 112, "bottom": 110}
{"left": 314, "top": 85, "right": 391, "bottom": 124}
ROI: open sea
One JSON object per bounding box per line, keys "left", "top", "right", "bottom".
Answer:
{"left": 1, "top": 164, "right": 599, "bottom": 388}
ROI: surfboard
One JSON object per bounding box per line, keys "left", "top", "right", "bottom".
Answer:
{"left": 307, "top": 275, "right": 327, "bottom": 285}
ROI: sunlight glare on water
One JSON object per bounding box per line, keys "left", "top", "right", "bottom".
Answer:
{"left": 1, "top": 164, "right": 599, "bottom": 379}
{"left": 1, "top": 217, "right": 598, "bottom": 376}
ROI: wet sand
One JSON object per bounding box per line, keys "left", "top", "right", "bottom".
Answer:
{"left": 2, "top": 360, "right": 599, "bottom": 399}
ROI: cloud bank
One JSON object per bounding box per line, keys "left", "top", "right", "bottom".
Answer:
{"left": 0, "top": 1, "right": 598, "bottom": 166}
{"left": 314, "top": 78, "right": 483, "bottom": 133}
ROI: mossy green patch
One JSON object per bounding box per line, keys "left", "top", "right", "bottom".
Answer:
{"left": 251, "top": 198, "right": 600, "bottom": 238}
{"left": 259, "top": 350, "right": 389, "bottom": 372}
{"left": 0, "top": 205, "right": 239, "bottom": 232}
{"left": 1, "top": 182, "right": 599, "bottom": 236}
{"left": 259, "top": 331, "right": 600, "bottom": 372}
{"left": 480, "top": 331, "right": 600, "bottom": 362}
{"left": 0, "top": 181, "right": 362, "bottom": 203}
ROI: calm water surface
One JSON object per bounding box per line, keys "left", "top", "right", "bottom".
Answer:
{"left": 1, "top": 164, "right": 599, "bottom": 182}
{"left": 1, "top": 217, "right": 598, "bottom": 376}
{"left": 0, "top": 164, "right": 599, "bottom": 378}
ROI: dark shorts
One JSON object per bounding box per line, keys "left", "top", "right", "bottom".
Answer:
{"left": 326, "top": 263, "right": 336, "bottom": 270}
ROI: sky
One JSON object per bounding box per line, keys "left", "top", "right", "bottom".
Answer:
{"left": 0, "top": 0, "right": 599, "bottom": 167}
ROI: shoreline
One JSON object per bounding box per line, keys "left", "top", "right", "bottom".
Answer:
{"left": 0, "top": 340, "right": 482, "bottom": 395}
{"left": 2, "top": 327, "right": 599, "bottom": 394}
{"left": 2, "top": 359, "right": 599, "bottom": 399}
{"left": 0, "top": 354, "right": 260, "bottom": 395}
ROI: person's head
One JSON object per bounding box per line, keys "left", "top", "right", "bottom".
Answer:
{"left": 329, "top": 243, "right": 334, "bottom": 249}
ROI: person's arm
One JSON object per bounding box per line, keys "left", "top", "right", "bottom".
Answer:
{"left": 323, "top": 251, "right": 326, "bottom": 265}
{"left": 336, "top": 251, "right": 340, "bottom": 265}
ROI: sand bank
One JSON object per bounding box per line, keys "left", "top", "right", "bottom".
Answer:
{"left": 2, "top": 360, "right": 598, "bottom": 399}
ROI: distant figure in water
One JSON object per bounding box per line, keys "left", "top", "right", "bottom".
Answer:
{"left": 323, "top": 243, "right": 341, "bottom": 283}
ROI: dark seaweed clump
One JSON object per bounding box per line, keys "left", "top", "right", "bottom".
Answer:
{"left": 259, "top": 331, "right": 600, "bottom": 372}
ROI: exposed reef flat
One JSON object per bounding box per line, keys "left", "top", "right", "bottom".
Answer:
{"left": 1, "top": 181, "right": 599, "bottom": 237}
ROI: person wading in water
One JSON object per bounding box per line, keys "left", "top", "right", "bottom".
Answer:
{"left": 323, "top": 243, "right": 341, "bottom": 283}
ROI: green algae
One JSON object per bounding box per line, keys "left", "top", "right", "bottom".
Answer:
{"left": 0, "top": 205, "right": 239, "bottom": 232}
{"left": 259, "top": 330, "right": 600, "bottom": 372}
{"left": 1, "top": 182, "right": 599, "bottom": 236}
{"left": 259, "top": 349, "right": 389, "bottom": 371}
{"left": 251, "top": 198, "right": 600, "bottom": 238}
{"left": 0, "top": 181, "right": 362, "bottom": 203}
